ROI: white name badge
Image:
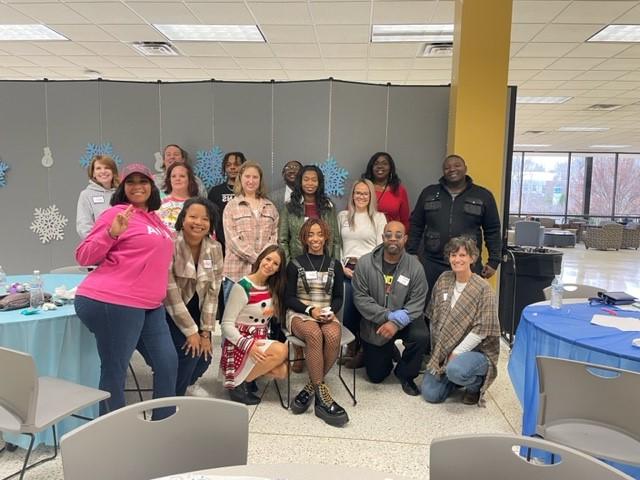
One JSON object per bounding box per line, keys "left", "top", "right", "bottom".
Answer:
{"left": 203, "top": 259, "right": 213, "bottom": 269}
{"left": 397, "top": 275, "right": 410, "bottom": 286}
{"left": 342, "top": 220, "right": 350, "bottom": 228}
{"left": 305, "top": 271, "right": 318, "bottom": 280}
{"left": 92, "top": 196, "right": 105, "bottom": 204}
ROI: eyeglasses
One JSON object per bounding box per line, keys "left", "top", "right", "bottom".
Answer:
{"left": 284, "top": 165, "right": 301, "bottom": 172}
{"left": 383, "top": 232, "right": 404, "bottom": 240}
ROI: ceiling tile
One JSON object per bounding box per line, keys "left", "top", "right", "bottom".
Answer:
{"left": 368, "top": 43, "right": 420, "bottom": 58}
{"left": 21, "top": 55, "right": 79, "bottom": 67}
{"left": 270, "top": 43, "right": 320, "bottom": 57}
{"left": 222, "top": 43, "right": 274, "bottom": 57}
{"left": 100, "top": 24, "right": 166, "bottom": 41}
{"left": 234, "top": 57, "right": 282, "bottom": 69}
{"left": 279, "top": 57, "right": 324, "bottom": 69}
{"left": 310, "top": 2, "right": 371, "bottom": 25}
{"left": 561, "top": 80, "right": 608, "bottom": 90}
{"left": 532, "top": 69, "right": 581, "bottom": 81}
{"left": 512, "top": 1, "right": 570, "bottom": 24}
{"left": 79, "top": 41, "right": 139, "bottom": 56}
{"left": 316, "top": 25, "right": 369, "bottom": 43}
{"left": 407, "top": 69, "right": 451, "bottom": 81}
{"left": 280, "top": 70, "right": 325, "bottom": 80}
{"left": 149, "top": 56, "right": 197, "bottom": 68}
{"left": 204, "top": 69, "right": 249, "bottom": 81}
{"left": 0, "top": 56, "right": 37, "bottom": 67}
{"left": 12, "top": 3, "right": 90, "bottom": 24}
{"left": 174, "top": 42, "right": 228, "bottom": 57}
{"left": 186, "top": 2, "right": 254, "bottom": 23}
{"left": 260, "top": 25, "right": 316, "bottom": 43}
{"left": 515, "top": 42, "right": 579, "bottom": 58}
{"left": 520, "top": 79, "right": 566, "bottom": 89}
{"left": 68, "top": 3, "right": 145, "bottom": 24}
{"left": 510, "top": 43, "right": 525, "bottom": 56}
{"left": 509, "top": 57, "right": 556, "bottom": 69}
{"left": 547, "top": 57, "right": 604, "bottom": 70}
{"left": 565, "top": 43, "right": 631, "bottom": 58}
{"left": 84, "top": 55, "right": 142, "bottom": 67}
{"left": 246, "top": 68, "right": 288, "bottom": 80}
{"left": 31, "top": 41, "right": 95, "bottom": 55}
{"left": 167, "top": 68, "right": 207, "bottom": 79}
{"left": 126, "top": 67, "right": 172, "bottom": 78}
{"left": 616, "top": 71, "right": 640, "bottom": 82}
{"left": 0, "top": 4, "right": 36, "bottom": 23}
{"left": 191, "top": 56, "right": 238, "bottom": 68}
{"left": 49, "top": 24, "right": 116, "bottom": 41}
{"left": 0, "top": 42, "right": 49, "bottom": 55}
{"left": 552, "top": 1, "right": 635, "bottom": 24}
{"left": 431, "top": 0, "right": 454, "bottom": 23}
{"left": 368, "top": 70, "right": 406, "bottom": 81}
{"left": 615, "top": 45, "right": 640, "bottom": 58}
{"left": 12, "top": 66, "right": 63, "bottom": 77}
{"left": 508, "top": 70, "right": 538, "bottom": 82}
{"left": 330, "top": 70, "right": 367, "bottom": 81}
{"left": 320, "top": 43, "right": 368, "bottom": 57}
{"left": 128, "top": 2, "right": 199, "bottom": 23}
{"left": 324, "top": 58, "right": 367, "bottom": 69}
{"left": 249, "top": 3, "right": 312, "bottom": 24}
{"left": 511, "top": 24, "right": 545, "bottom": 43}
{"left": 614, "top": 3, "right": 640, "bottom": 22}
{"left": 372, "top": 1, "right": 436, "bottom": 24}
{"left": 532, "top": 23, "right": 602, "bottom": 43}
{"left": 595, "top": 58, "right": 640, "bottom": 70}
{"left": 368, "top": 58, "right": 414, "bottom": 69}
{"left": 574, "top": 70, "right": 626, "bottom": 81}
{"left": 413, "top": 57, "right": 452, "bottom": 69}
{"left": 63, "top": 54, "right": 117, "bottom": 68}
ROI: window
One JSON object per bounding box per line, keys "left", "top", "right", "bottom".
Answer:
{"left": 509, "top": 152, "right": 522, "bottom": 214}
{"left": 520, "top": 153, "right": 568, "bottom": 216}
{"left": 567, "top": 155, "right": 586, "bottom": 216}
{"left": 615, "top": 154, "right": 640, "bottom": 217}
{"left": 588, "top": 154, "right": 616, "bottom": 216}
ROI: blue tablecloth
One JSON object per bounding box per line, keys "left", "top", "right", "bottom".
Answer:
{"left": 0, "top": 274, "right": 99, "bottom": 449}
{"left": 508, "top": 302, "right": 640, "bottom": 477}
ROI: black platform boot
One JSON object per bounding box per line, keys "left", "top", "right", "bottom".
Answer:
{"left": 314, "top": 383, "right": 349, "bottom": 427}
{"left": 291, "top": 380, "right": 314, "bottom": 414}
{"left": 228, "top": 382, "right": 260, "bottom": 405}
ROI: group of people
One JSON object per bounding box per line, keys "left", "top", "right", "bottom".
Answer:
{"left": 73, "top": 145, "right": 503, "bottom": 427}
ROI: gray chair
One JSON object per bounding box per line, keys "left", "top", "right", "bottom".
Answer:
{"left": 543, "top": 283, "right": 602, "bottom": 301}
{"left": 49, "top": 266, "right": 92, "bottom": 274}
{"left": 536, "top": 356, "right": 640, "bottom": 466}
{"left": 273, "top": 324, "right": 357, "bottom": 409}
{"left": 515, "top": 220, "right": 544, "bottom": 247}
{"left": 60, "top": 397, "right": 248, "bottom": 480}
{"left": 430, "top": 433, "right": 633, "bottom": 479}
{"left": 0, "top": 346, "right": 109, "bottom": 480}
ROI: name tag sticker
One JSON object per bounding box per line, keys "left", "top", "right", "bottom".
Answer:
{"left": 92, "top": 196, "right": 105, "bottom": 204}
{"left": 397, "top": 275, "right": 410, "bottom": 286}
{"left": 203, "top": 259, "right": 213, "bottom": 269}
{"left": 443, "top": 292, "right": 448, "bottom": 301}
{"left": 305, "top": 271, "right": 318, "bottom": 280}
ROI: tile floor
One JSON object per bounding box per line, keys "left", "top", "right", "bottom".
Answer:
{"left": 1, "top": 244, "right": 638, "bottom": 479}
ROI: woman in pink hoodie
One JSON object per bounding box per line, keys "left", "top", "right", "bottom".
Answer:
{"left": 74, "top": 163, "right": 177, "bottom": 419}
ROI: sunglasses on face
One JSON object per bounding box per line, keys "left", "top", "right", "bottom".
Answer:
{"left": 384, "top": 232, "right": 404, "bottom": 240}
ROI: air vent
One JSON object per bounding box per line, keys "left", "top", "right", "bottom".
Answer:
{"left": 523, "top": 130, "right": 545, "bottom": 135}
{"left": 586, "top": 104, "right": 622, "bottom": 111}
{"left": 131, "top": 41, "right": 179, "bottom": 56}
{"left": 422, "top": 42, "right": 453, "bottom": 57}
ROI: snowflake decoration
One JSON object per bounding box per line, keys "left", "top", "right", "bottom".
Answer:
{"left": 30, "top": 205, "right": 68, "bottom": 244}
{"left": 80, "top": 142, "right": 122, "bottom": 169}
{"left": 316, "top": 156, "right": 349, "bottom": 197}
{"left": 195, "top": 146, "right": 226, "bottom": 189}
{"left": 0, "top": 160, "right": 9, "bottom": 188}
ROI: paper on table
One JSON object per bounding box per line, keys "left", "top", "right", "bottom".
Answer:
{"left": 153, "top": 475, "right": 269, "bottom": 480}
{"left": 591, "top": 314, "right": 640, "bottom": 332}
{"left": 615, "top": 304, "right": 640, "bottom": 312}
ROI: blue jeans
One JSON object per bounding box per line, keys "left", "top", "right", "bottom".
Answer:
{"left": 422, "top": 351, "right": 488, "bottom": 403}
{"left": 166, "top": 313, "right": 211, "bottom": 396}
{"left": 75, "top": 295, "right": 178, "bottom": 419}
{"left": 342, "top": 277, "right": 360, "bottom": 336}
{"left": 222, "top": 278, "right": 235, "bottom": 305}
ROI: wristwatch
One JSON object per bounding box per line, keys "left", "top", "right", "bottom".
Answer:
{"left": 304, "top": 305, "right": 314, "bottom": 316}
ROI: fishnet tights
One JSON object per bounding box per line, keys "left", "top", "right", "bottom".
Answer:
{"left": 291, "top": 318, "right": 341, "bottom": 385}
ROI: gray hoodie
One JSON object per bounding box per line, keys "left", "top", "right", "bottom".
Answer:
{"left": 352, "top": 243, "right": 427, "bottom": 346}
{"left": 76, "top": 181, "right": 115, "bottom": 238}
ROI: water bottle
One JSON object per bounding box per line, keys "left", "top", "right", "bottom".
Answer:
{"left": 29, "top": 270, "right": 45, "bottom": 309}
{"left": 0, "top": 265, "right": 6, "bottom": 294}
{"left": 550, "top": 275, "right": 563, "bottom": 309}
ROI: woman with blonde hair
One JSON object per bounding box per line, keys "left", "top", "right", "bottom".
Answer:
{"left": 222, "top": 161, "right": 278, "bottom": 303}
{"left": 76, "top": 154, "right": 120, "bottom": 238}
{"left": 337, "top": 179, "right": 387, "bottom": 368}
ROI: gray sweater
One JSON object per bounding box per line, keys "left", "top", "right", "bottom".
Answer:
{"left": 76, "top": 181, "right": 115, "bottom": 238}
{"left": 352, "top": 244, "right": 427, "bottom": 346}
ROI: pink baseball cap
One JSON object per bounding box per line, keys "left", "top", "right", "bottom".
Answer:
{"left": 120, "top": 163, "right": 154, "bottom": 182}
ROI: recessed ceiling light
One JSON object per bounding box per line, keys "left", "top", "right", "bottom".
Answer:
{"left": 558, "top": 126, "right": 609, "bottom": 132}
{"left": 588, "top": 25, "right": 640, "bottom": 43}
{"left": 517, "top": 96, "right": 572, "bottom": 104}
{"left": 372, "top": 24, "right": 454, "bottom": 43}
{"left": 514, "top": 144, "right": 552, "bottom": 148}
{"left": 589, "top": 144, "right": 631, "bottom": 148}
{"left": 154, "top": 24, "right": 264, "bottom": 42}
{"left": 0, "top": 24, "right": 67, "bottom": 41}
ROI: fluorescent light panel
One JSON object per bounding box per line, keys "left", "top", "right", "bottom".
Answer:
{"left": 558, "top": 126, "right": 609, "bottom": 132}
{"left": 589, "top": 144, "right": 631, "bottom": 148}
{"left": 517, "top": 96, "right": 572, "bottom": 104}
{"left": 0, "top": 24, "right": 67, "bottom": 41}
{"left": 588, "top": 25, "right": 640, "bottom": 43}
{"left": 154, "top": 24, "right": 264, "bottom": 42}
{"left": 372, "top": 24, "right": 453, "bottom": 43}
{"left": 514, "top": 144, "right": 552, "bottom": 148}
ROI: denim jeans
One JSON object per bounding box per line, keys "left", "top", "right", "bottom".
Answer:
{"left": 422, "top": 351, "right": 488, "bottom": 403}
{"left": 166, "top": 313, "right": 211, "bottom": 396}
{"left": 222, "top": 278, "right": 235, "bottom": 305}
{"left": 75, "top": 295, "right": 178, "bottom": 419}
{"left": 342, "top": 277, "right": 360, "bottom": 336}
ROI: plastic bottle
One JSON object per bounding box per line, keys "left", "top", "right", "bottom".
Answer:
{"left": 550, "top": 275, "right": 563, "bottom": 309}
{"left": 0, "top": 265, "right": 6, "bottom": 294}
{"left": 29, "top": 270, "right": 45, "bottom": 309}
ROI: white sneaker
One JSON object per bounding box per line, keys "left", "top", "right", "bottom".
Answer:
{"left": 185, "top": 384, "right": 209, "bottom": 397}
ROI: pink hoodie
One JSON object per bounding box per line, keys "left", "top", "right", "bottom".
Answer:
{"left": 76, "top": 204, "right": 174, "bottom": 309}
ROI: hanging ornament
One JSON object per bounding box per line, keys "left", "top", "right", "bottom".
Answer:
{"left": 195, "top": 146, "right": 226, "bottom": 189}
{"left": 154, "top": 152, "right": 164, "bottom": 172}
{"left": 80, "top": 142, "right": 122, "bottom": 169}
{"left": 30, "top": 204, "right": 68, "bottom": 244}
{"left": 41, "top": 146, "right": 54, "bottom": 168}
{"left": 316, "top": 156, "right": 349, "bottom": 197}
{"left": 0, "top": 160, "right": 10, "bottom": 188}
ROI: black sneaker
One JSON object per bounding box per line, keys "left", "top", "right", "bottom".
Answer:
{"left": 462, "top": 390, "right": 480, "bottom": 405}
{"left": 395, "top": 371, "right": 420, "bottom": 396}
{"left": 247, "top": 380, "right": 258, "bottom": 393}
{"left": 314, "top": 383, "right": 349, "bottom": 427}
{"left": 228, "top": 382, "right": 261, "bottom": 405}
{"left": 291, "top": 381, "right": 314, "bottom": 414}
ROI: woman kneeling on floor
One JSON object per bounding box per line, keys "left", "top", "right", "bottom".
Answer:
{"left": 285, "top": 218, "right": 348, "bottom": 427}
{"left": 422, "top": 236, "right": 500, "bottom": 406}
{"left": 221, "top": 245, "right": 288, "bottom": 405}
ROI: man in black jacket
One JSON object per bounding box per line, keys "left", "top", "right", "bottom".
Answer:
{"left": 407, "top": 154, "right": 502, "bottom": 297}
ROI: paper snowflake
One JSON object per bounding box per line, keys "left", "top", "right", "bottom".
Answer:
{"left": 0, "top": 161, "right": 9, "bottom": 188}
{"left": 80, "top": 143, "right": 123, "bottom": 169}
{"left": 195, "top": 146, "right": 226, "bottom": 189}
{"left": 30, "top": 205, "right": 68, "bottom": 244}
{"left": 316, "top": 156, "right": 349, "bottom": 197}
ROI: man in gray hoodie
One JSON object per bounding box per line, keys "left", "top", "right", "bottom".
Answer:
{"left": 352, "top": 221, "right": 428, "bottom": 396}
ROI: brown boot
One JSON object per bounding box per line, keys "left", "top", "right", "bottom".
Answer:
{"left": 291, "top": 345, "right": 304, "bottom": 373}
{"left": 344, "top": 346, "right": 364, "bottom": 369}
{"left": 338, "top": 340, "right": 357, "bottom": 365}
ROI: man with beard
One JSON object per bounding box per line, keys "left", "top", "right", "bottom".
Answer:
{"left": 407, "top": 154, "right": 502, "bottom": 296}
{"left": 271, "top": 160, "right": 302, "bottom": 212}
{"left": 352, "top": 221, "right": 428, "bottom": 396}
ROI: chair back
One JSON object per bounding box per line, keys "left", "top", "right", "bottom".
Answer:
{"left": 50, "top": 265, "right": 90, "bottom": 274}
{"left": 0, "top": 347, "right": 38, "bottom": 427}
{"left": 536, "top": 356, "right": 640, "bottom": 441}
{"left": 61, "top": 396, "right": 249, "bottom": 480}
{"left": 515, "top": 220, "right": 544, "bottom": 247}
{"left": 542, "top": 283, "right": 602, "bottom": 300}
{"left": 430, "top": 433, "right": 633, "bottom": 479}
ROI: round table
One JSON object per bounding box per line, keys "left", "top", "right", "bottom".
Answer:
{"left": 508, "top": 301, "right": 640, "bottom": 478}
{"left": 184, "top": 463, "right": 410, "bottom": 480}
{"left": 0, "top": 274, "right": 99, "bottom": 448}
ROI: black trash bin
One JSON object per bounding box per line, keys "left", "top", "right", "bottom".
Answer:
{"left": 498, "top": 246, "right": 563, "bottom": 345}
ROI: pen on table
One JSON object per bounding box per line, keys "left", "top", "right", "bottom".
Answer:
{"left": 601, "top": 307, "right": 618, "bottom": 316}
